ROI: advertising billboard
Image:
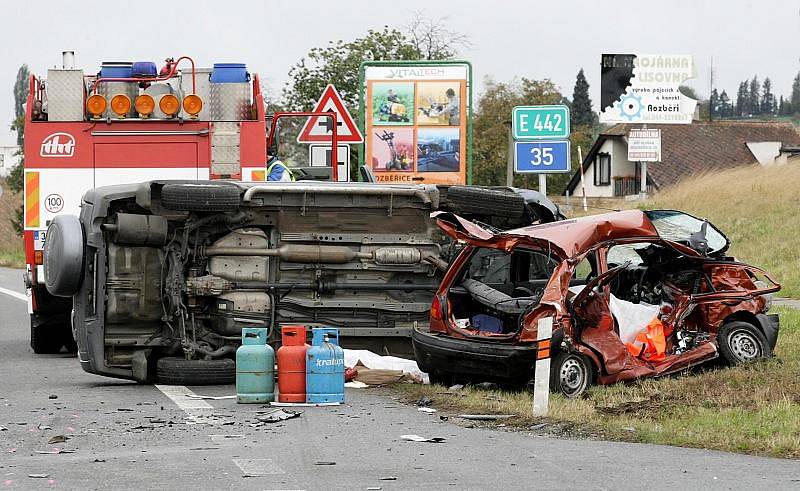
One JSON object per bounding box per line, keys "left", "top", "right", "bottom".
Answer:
{"left": 360, "top": 62, "right": 471, "bottom": 184}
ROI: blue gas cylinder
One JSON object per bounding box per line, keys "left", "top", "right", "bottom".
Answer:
{"left": 236, "top": 327, "right": 275, "bottom": 404}
{"left": 306, "top": 328, "right": 345, "bottom": 404}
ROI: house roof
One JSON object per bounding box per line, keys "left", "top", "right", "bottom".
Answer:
{"left": 565, "top": 121, "right": 800, "bottom": 194}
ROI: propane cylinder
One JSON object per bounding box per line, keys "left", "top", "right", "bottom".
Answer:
{"left": 277, "top": 326, "right": 308, "bottom": 403}
{"left": 311, "top": 327, "right": 340, "bottom": 346}
{"left": 236, "top": 327, "right": 275, "bottom": 404}
{"left": 306, "top": 328, "right": 345, "bottom": 404}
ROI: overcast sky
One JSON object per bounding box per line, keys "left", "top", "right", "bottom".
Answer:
{"left": 1, "top": 0, "right": 798, "bottom": 146}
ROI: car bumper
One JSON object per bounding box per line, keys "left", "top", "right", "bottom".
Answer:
{"left": 412, "top": 327, "right": 537, "bottom": 380}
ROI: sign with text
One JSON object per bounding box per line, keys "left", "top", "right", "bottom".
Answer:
{"left": 600, "top": 54, "right": 697, "bottom": 124}
{"left": 512, "top": 105, "right": 570, "bottom": 140}
{"left": 361, "top": 62, "right": 470, "bottom": 185}
{"left": 627, "top": 128, "right": 662, "bottom": 162}
{"left": 514, "top": 141, "right": 571, "bottom": 173}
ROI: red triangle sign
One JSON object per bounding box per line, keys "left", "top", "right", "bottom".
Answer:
{"left": 297, "top": 84, "right": 364, "bottom": 144}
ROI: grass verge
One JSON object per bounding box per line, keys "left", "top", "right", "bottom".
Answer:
{"left": 0, "top": 247, "right": 25, "bottom": 268}
{"left": 395, "top": 307, "right": 800, "bottom": 459}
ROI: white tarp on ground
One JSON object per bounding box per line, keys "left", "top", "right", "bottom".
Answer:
{"left": 609, "top": 294, "right": 659, "bottom": 344}
{"left": 343, "top": 349, "right": 430, "bottom": 384}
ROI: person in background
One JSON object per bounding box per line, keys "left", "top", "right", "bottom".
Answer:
{"left": 442, "top": 88, "right": 460, "bottom": 126}
{"left": 266, "top": 143, "right": 294, "bottom": 181}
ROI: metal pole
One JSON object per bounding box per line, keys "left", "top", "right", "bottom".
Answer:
{"left": 506, "top": 124, "right": 514, "bottom": 187}
{"left": 578, "top": 146, "right": 587, "bottom": 211}
{"left": 640, "top": 160, "right": 647, "bottom": 199}
{"left": 538, "top": 174, "right": 547, "bottom": 195}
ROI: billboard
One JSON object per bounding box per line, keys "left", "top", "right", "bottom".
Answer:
{"left": 360, "top": 62, "right": 471, "bottom": 184}
{"left": 600, "top": 54, "right": 697, "bottom": 124}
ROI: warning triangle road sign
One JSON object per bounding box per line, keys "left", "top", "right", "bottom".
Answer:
{"left": 297, "top": 84, "right": 364, "bottom": 144}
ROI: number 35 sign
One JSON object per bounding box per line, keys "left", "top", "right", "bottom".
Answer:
{"left": 512, "top": 105, "right": 571, "bottom": 174}
{"left": 514, "top": 141, "right": 571, "bottom": 173}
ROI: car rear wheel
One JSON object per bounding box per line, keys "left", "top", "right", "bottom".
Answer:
{"left": 549, "top": 351, "right": 593, "bottom": 398}
{"left": 160, "top": 182, "right": 241, "bottom": 212}
{"left": 156, "top": 357, "right": 236, "bottom": 385}
{"left": 44, "top": 214, "right": 85, "bottom": 297}
{"left": 717, "top": 321, "right": 770, "bottom": 365}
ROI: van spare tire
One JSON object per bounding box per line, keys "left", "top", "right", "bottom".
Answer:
{"left": 446, "top": 186, "right": 525, "bottom": 219}
{"left": 160, "top": 182, "right": 241, "bottom": 212}
{"left": 156, "top": 357, "right": 236, "bottom": 385}
{"left": 44, "top": 214, "right": 85, "bottom": 297}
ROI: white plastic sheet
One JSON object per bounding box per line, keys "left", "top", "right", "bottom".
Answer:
{"left": 609, "top": 294, "right": 659, "bottom": 344}
{"left": 343, "top": 349, "right": 430, "bottom": 384}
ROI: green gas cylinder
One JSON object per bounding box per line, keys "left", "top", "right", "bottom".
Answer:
{"left": 236, "top": 327, "right": 275, "bottom": 404}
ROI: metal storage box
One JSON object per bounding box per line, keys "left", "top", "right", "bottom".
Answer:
{"left": 46, "top": 69, "right": 85, "bottom": 121}
{"left": 209, "top": 82, "right": 251, "bottom": 121}
{"left": 180, "top": 68, "right": 212, "bottom": 120}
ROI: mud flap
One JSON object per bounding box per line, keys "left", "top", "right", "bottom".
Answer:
{"left": 131, "top": 349, "right": 154, "bottom": 384}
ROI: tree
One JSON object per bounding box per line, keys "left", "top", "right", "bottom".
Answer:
{"left": 709, "top": 88, "right": 719, "bottom": 118}
{"left": 405, "top": 11, "right": 470, "bottom": 61}
{"left": 571, "top": 68, "right": 596, "bottom": 127}
{"left": 718, "top": 90, "right": 732, "bottom": 118}
{"left": 748, "top": 76, "right": 760, "bottom": 115}
{"left": 761, "top": 77, "right": 775, "bottom": 115}
{"left": 791, "top": 72, "right": 800, "bottom": 115}
{"left": 736, "top": 81, "right": 748, "bottom": 116}
{"left": 472, "top": 77, "right": 578, "bottom": 193}
{"left": 7, "top": 65, "right": 29, "bottom": 234}
{"left": 778, "top": 95, "right": 789, "bottom": 116}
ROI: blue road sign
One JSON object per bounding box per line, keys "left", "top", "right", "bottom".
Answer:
{"left": 514, "top": 141, "right": 571, "bottom": 173}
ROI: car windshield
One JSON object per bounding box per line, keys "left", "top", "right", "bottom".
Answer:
{"left": 644, "top": 210, "right": 728, "bottom": 255}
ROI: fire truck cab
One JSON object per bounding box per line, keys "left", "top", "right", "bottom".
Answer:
{"left": 23, "top": 52, "right": 270, "bottom": 353}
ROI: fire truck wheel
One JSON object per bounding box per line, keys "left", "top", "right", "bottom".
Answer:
{"left": 156, "top": 357, "right": 236, "bottom": 385}
{"left": 30, "top": 319, "right": 63, "bottom": 354}
{"left": 44, "top": 215, "right": 85, "bottom": 297}
{"left": 446, "top": 186, "right": 526, "bottom": 219}
{"left": 160, "top": 182, "right": 241, "bottom": 212}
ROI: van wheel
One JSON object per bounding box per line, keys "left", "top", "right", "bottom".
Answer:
{"left": 549, "top": 352, "right": 593, "bottom": 398}
{"left": 160, "top": 182, "right": 241, "bottom": 212}
{"left": 156, "top": 357, "right": 236, "bottom": 385}
{"left": 717, "top": 321, "right": 770, "bottom": 365}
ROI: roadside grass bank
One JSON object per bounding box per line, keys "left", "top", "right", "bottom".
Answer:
{"left": 0, "top": 180, "right": 24, "bottom": 268}
{"left": 395, "top": 307, "right": 800, "bottom": 459}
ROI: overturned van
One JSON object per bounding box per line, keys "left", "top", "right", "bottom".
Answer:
{"left": 412, "top": 209, "right": 780, "bottom": 397}
{"left": 42, "top": 180, "right": 562, "bottom": 384}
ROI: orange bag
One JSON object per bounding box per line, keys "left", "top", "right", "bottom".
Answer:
{"left": 626, "top": 318, "right": 667, "bottom": 361}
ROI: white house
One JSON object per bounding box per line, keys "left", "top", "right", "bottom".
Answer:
{"left": 565, "top": 121, "right": 800, "bottom": 197}
{"left": 0, "top": 145, "right": 20, "bottom": 178}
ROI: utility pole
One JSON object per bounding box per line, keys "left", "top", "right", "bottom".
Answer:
{"left": 506, "top": 121, "right": 514, "bottom": 187}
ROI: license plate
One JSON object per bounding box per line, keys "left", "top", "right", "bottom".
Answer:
{"left": 33, "top": 230, "right": 46, "bottom": 250}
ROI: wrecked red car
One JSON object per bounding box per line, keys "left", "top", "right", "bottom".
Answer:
{"left": 412, "top": 209, "right": 781, "bottom": 397}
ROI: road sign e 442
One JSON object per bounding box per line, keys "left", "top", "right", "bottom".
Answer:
{"left": 513, "top": 105, "right": 570, "bottom": 140}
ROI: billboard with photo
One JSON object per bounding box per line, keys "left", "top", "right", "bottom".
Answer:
{"left": 360, "top": 62, "right": 471, "bottom": 184}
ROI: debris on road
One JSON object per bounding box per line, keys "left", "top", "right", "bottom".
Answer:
{"left": 256, "top": 409, "right": 302, "bottom": 423}
{"left": 47, "top": 435, "right": 67, "bottom": 444}
{"left": 48, "top": 395, "right": 57, "bottom": 400}
{"left": 37, "top": 424, "right": 52, "bottom": 430}
{"left": 185, "top": 394, "right": 236, "bottom": 400}
{"left": 400, "top": 434, "right": 446, "bottom": 443}
{"left": 457, "top": 414, "right": 514, "bottom": 421}
{"left": 380, "top": 476, "right": 398, "bottom": 481}
{"left": 35, "top": 448, "right": 75, "bottom": 454}
{"left": 448, "top": 384, "right": 465, "bottom": 392}
{"left": 418, "top": 407, "right": 437, "bottom": 414}
{"left": 28, "top": 474, "right": 49, "bottom": 479}
{"left": 345, "top": 381, "right": 369, "bottom": 389}
{"left": 314, "top": 461, "right": 336, "bottom": 466}
{"left": 416, "top": 396, "right": 433, "bottom": 407}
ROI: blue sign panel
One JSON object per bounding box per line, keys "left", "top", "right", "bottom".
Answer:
{"left": 514, "top": 141, "right": 571, "bottom": 174}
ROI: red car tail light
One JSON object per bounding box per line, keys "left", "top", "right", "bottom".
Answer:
{"left": 430, "top": 295, "right": 443, "bottom": 321}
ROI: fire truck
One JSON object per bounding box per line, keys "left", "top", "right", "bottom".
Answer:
{"left": 22, "top": 52, "right": 308, "bottom": 353}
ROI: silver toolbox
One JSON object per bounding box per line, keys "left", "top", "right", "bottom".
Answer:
{"left": 209, "top": 82, "right": 251, "bottom": 121}
{"left": 46, "top": 69, "right": 85, "bottom": 121}
{"left": 180, "top": 68, "right": 211, "bottom": 120}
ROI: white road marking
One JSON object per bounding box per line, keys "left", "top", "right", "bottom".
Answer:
{"left": 154, "top": 384, "right": 215, "bottom": 423}
{"left": 0, "top": 286, "right": 27, "bottom": 303}
{"left": 232, "top": 458, "right": 285, "bottom": 477}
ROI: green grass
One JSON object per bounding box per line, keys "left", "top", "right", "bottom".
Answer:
{"left": 0, "top": 247, "right": 24, "bottom": 268}
{"left": 397, "top": 307, "right": 800, "bottom": 459}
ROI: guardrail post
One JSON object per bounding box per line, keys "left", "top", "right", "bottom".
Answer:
{"left": 532, "top": 316, "right": 553, "bottom": 417}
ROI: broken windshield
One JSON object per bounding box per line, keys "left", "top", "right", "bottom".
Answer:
{"left": 644, "top": 210, "right": 728, "bottom": 256}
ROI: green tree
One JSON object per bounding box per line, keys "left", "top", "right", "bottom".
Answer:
{"left": 791, "top": 72, "right": 800, "bottom": 115}
{"left": 570, "top": 68, "right": 595, "bottom": 127}
{"left": 472, "top": 77, "right": 576, "bottom": 193}
{"left": 761, "top": 77, "right": 775, "bottom": 115}
{"left": 749, "top": 76, "right": 760, "bottom": 115}
{"left": 736, "top": 81, "right": 748, "bottom": 116}
{"left": 8, "top": 65, "right": 29, "bottom": 234}
{"left": 718, "top": 90, "right": 732, "bottom": 118}
{"left": 709, "top": 88, "right": 719, "bottom": 119}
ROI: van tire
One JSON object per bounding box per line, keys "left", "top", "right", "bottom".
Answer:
{"left": 160, "top": 183, "right": 241, "bottom": 212}
{"left": 446, "top": 186, "right": 525, "bottom": 219}
{"left": 156, "top": 357, "right": 236, "bottom": 385}
{"left": 43, "top": 215, "right": 85, "bottom": 297}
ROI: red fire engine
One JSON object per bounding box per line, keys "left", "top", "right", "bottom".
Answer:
{"left": 22, "top": 52, "right": 337, "bottom": 353}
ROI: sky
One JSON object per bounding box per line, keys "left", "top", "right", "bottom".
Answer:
{"left": 1, "top": 0, "right": 798, "bottom": 146}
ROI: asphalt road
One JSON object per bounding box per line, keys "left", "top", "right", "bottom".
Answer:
{"left": 1, "top": 266, "right": 798, "bottom": 490}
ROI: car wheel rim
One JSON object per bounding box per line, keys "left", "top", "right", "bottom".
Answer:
{"left": 559, "top": 357, "right": 586, "bottom": 396}
{"left": 729, "top": 329, "right": 761, "bottom": 362}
